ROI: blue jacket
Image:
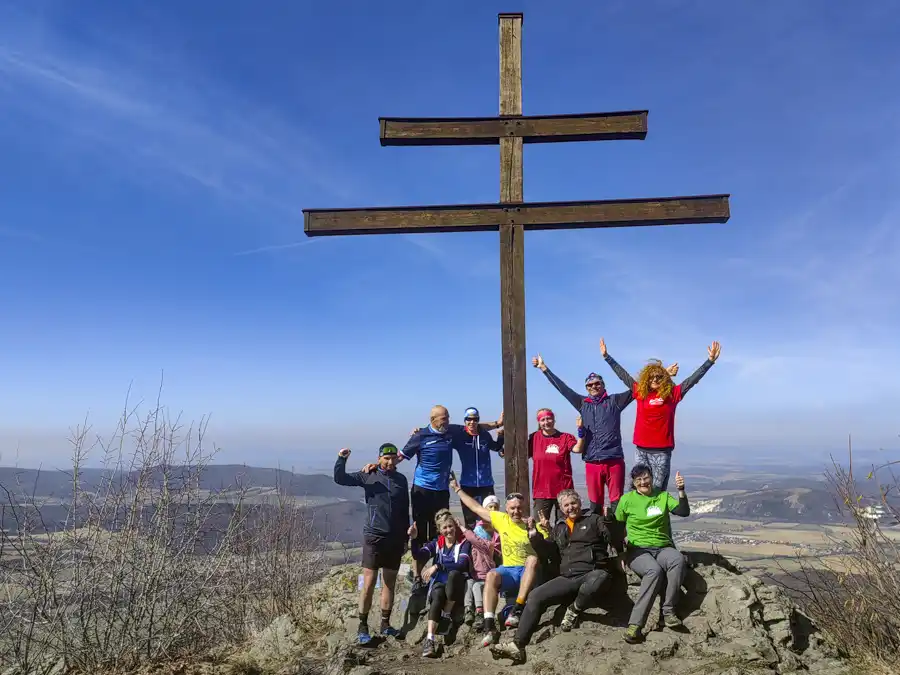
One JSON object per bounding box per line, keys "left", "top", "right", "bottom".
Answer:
{"left": 542, "top": 367, "right": 633, "bottom": 462}
{"left": 412, "top": 538, "right": 472, "bottom": 586}
{"left": 451, "top": 427, "right": 504, "bottom": 488}
{"left": 401, "top": 425, "right": 455, "bottom": 491}
{"left": 333, "top": 456, "right": 410, "bottom": 537}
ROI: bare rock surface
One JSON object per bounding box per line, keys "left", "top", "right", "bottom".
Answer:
{"left": 237, "top": 552, "right": 852, "bottom": 675}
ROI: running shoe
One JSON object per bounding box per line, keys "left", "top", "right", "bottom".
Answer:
{"left": 464, "top": 607, "right": 475, "bottom": 625}
{"left": 356, "top": 630, "right": 372, "bottom": 646}
{"left": 473, "top": 612, "right": 484, "bottom": 631}
{"left": 437, "top": 616, "right": 452, "bottom": 636}
{"left": 560, "top": 606, "right": 579, "bottom": 632}
{"left": 623, "top": 624, "right": 643, "bottom": 644}
{"left": 504, "top": 609, "right": 521, "bottom": 628}
{"left": 481, "top": 630, "right": 499, "bottom": 647}
{"left": 490, "top": 641, "right": 525, "bottom": 663}
{"left": 421, "top": 638, "right": 437, "bottom": 658}
{"left": 379, "top": 625, "right": 400, "bottom": 638}
{"left": 663, "top": 612, "right": 683, "bottom": 629}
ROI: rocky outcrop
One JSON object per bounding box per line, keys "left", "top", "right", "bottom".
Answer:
{"left": 237, "top": 552, "right": 852, "bottom": 675}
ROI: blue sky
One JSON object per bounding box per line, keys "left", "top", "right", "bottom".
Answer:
{"left": 1, "top": 0, "right": 898, "bottom": 471}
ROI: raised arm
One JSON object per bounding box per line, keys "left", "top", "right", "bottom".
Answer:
{"left": 479, "top": 410, "right": 504, "bottom": 432}
{"left": 600, "top": 338, "right": 637, "bottom": 390}
{"left": 679, "top": 341, "right": 720, "bottom": 398}
{"left": 572, "top": 417, "right": 585, "bottom": 454}
{"left": 669, "top": 471, "right": 690, "bottom": 517}
{"left": 450, "top": 477, "right": 492, "bottom": 523}
{"left": 333, "top": 449, "right": 367, "bottom": 487}
{"left": 532, "top": 354, "right": 584, "bottom": 411}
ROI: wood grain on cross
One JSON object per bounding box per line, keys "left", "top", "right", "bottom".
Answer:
{"left": 303, "top": 13, "right": 730, "bottom": 514}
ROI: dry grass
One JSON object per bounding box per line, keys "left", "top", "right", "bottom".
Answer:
{"left": 769, "top": 438, "right": 900, "bottom": 671}
{"left": 0, "top": 391, "right": 328, "bottom": 674}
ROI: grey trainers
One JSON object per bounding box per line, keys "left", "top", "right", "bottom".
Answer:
{"left": 663, "top": 612, "right": 683, "bottom": 628}
{"left": 560, "top": 606, "right": 580, "bottom": 632}
{"left": 490, "top": 641, "right": 525, "bottom": 663}
{"left": 422, "top": 638, "right": 437, "bottom": 658}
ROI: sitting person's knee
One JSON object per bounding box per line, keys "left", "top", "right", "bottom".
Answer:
{"left": 486, "top": 570, "right": 500, "bottom": 587}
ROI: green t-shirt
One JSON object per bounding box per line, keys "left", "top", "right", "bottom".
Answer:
{"left": 615, "top": 488, "right": 679, "bottom": 549}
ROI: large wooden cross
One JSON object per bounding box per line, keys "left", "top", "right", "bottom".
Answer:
{"left": 303, "top": 13, "right": 730, "bottom": 513}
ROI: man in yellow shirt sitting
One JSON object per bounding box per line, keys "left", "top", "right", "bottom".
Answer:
{"left": 450, "top": 476, "right": 547, "bottom": 647}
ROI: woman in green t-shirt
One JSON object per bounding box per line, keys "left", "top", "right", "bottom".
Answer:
{"left": 614, "top": 463, "right": 690, "bottom": 643}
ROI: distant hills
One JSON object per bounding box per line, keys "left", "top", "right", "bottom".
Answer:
{"left": 0, "top": 464, "right": 359, "bottom": 501}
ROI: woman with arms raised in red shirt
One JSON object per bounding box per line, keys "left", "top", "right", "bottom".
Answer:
{"left": 601, "top": 338, "right": 721, "bottom": 490}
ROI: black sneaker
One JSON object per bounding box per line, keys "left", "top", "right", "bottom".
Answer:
{"left": 437, "top": 616, "right": 452, "bottom": 636}
{"left": 422, "top": 638, "right": 437, "bottom": 658}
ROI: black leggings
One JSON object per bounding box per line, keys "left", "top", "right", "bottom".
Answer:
{"left": 534, "top": 497, "right": 561, "bottom": 525}
{"left": 515, "top": 569, "right": 611, "bottom": 646}
{"left": 428, "top": 570, "right": 466, "bottom": 622}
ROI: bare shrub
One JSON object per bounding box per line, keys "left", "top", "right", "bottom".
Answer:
{"left": 772, "top": 437, "right": 900, "bottom": 671}
{"left": 0, "top": 393, "right": 328, "bottom": 673}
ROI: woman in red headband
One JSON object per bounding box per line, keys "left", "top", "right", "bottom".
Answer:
{"left": 528, "top": 409, "right": 584, "bottom": 524}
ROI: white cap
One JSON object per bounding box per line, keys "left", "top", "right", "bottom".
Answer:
{"left": 482, "top": 495, "right": 500, "bottom": 509}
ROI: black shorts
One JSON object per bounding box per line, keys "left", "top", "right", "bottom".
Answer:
{"left": 410, "top": 485, "right": 450, "bottom": 546}
{"left": 362, "top": 533, "right": 406, "bottom": 571}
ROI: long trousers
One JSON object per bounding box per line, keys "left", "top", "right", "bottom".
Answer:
{"left": 428, "top": 570, "right": 465, "bottom": 622}
{"left": 634, "top": 448, "right": 673, "bottom": 491}
{"left": 515, "top": 569, "right": 610, "bottom": 646}
{"left": 628, "top": 546, "right": 685, "bottom": 628}
{"left": 464, "top": 578, "right": 485, "bottom": 609}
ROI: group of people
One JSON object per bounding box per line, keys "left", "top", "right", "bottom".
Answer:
{"left": 333, "top": 338, "right": 720, "bottom": 660}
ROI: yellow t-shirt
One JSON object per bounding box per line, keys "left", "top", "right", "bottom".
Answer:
{"left": 489, "top": 512, "right": 548, "bottom": 567}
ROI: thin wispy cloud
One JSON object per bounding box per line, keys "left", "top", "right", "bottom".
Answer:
{"left": 0, "top": 10, "right": 360, "bottom": 232}
{"left": 233, "top": 239, "right": 322, "bottom": 257}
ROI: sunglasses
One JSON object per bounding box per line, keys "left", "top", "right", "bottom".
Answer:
{"left": 586, "top": 381, "right": 603, "bottom": 387}
{"left": 506, "top": 493, "right": 524, "bottom": 501}
{"left": 464, "top": 417, "right": 479, "bottom": 422}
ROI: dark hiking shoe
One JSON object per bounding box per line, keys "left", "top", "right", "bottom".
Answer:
{"left": 623, "top": 624, "right": 643, "bottom": 644}
{"left": 560, "top": 606, "right": 580, "bottom": 632}
{"left": 473, "top": 611, "right": 485, "bottom": 631}
{"left": 437, "top": 616, "right": 452, "bottom": 636}
{"left": 421, "top": 637, "right": 437, "bottom": 658}
{"left": 491, "top": 641, "right": 525, "bottom": 663}
{"left": 464, "top": 607, "right": 476, "bottom": 625}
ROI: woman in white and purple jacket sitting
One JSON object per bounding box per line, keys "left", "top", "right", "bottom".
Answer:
{"left": 409, "top": 509, "right": 472, "bottom": 659}
{"left": 456, "top": 496, "right": 502, "bottom": 630}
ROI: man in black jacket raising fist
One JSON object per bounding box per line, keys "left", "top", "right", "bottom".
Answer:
{"left": 334, "top": 444, "right": 410, "bottom": 645}
{"left": 491, "top": 488, "right": 623, "bottom": 662}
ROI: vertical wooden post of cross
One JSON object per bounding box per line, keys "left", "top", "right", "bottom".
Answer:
{"left": 498, "top": 13, "right": 529, "bottom": 513}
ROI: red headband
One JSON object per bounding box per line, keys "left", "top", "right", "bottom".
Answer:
{"left": 537, "top": 410, "right": 554, "bottom": 422}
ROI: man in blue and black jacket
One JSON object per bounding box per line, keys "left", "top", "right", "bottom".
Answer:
{"left": 451, "top": 407, "right": 505, "bottom": 528}
{"left": 334, "top": 443, "right": 410, "bottom": 644}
